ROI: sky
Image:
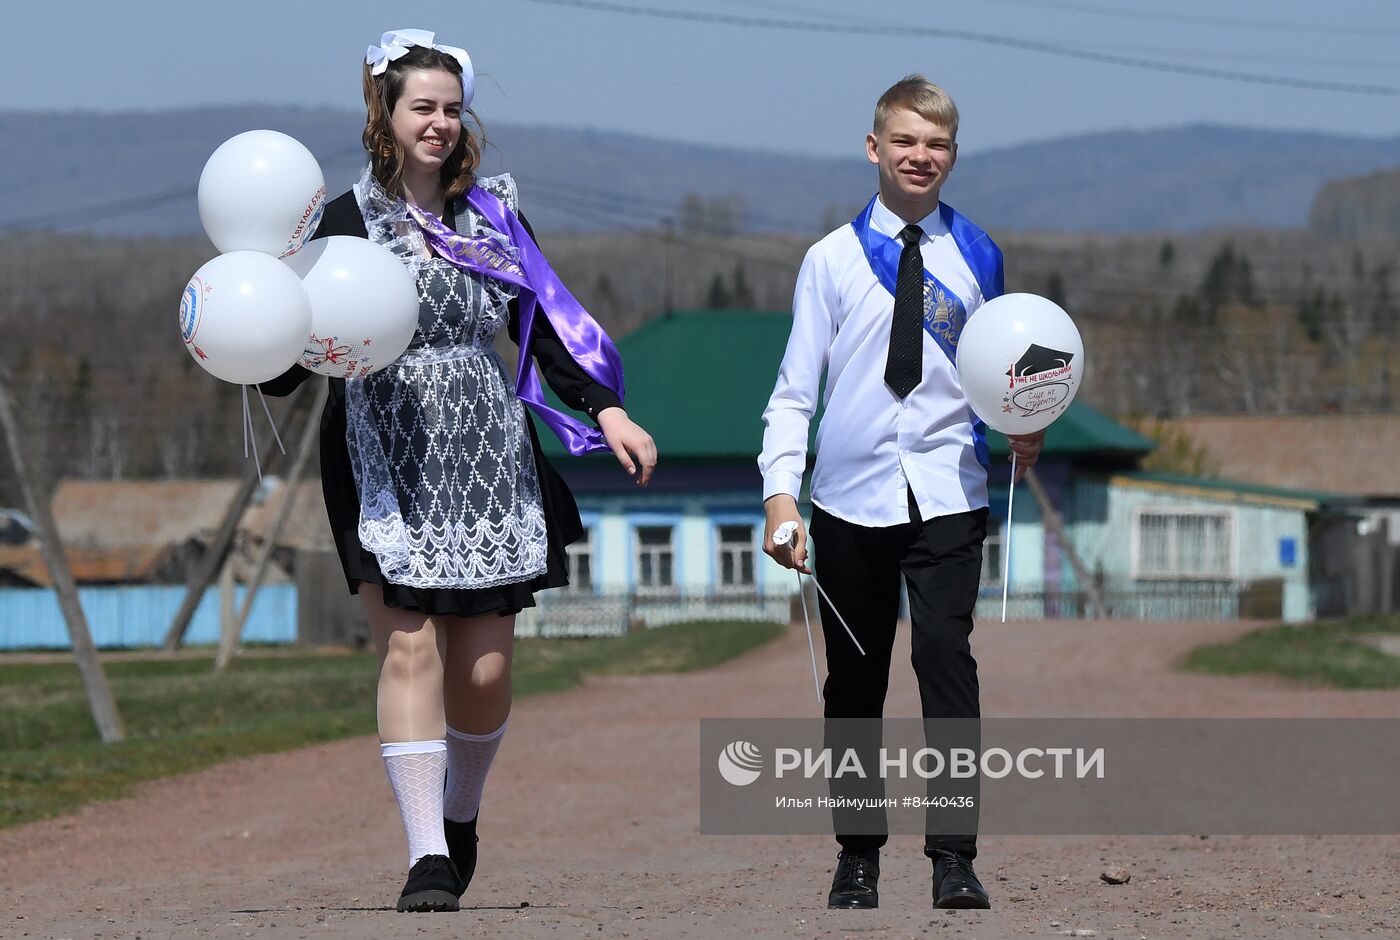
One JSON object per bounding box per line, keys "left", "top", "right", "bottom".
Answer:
{"left": 7, "top": 0, "right": 1400, "bottom": 157}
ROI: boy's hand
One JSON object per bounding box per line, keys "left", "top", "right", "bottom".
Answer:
{"left": 597, "top": 407, "right": 657, "bottom": 485}
{"left": 763, "top": 495, "right": 811, "bottom": 574}
{"left": 1006, "top": 429, "right": 1045, "bottom": 483}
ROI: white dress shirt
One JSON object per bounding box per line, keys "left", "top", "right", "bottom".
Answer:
{"left": 759, "top": 197, "right": 990, "bottom": 528}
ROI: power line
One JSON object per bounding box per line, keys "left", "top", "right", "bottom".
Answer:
{"left": 516, "top": 0, "right": 1400, "bottom": 96}
{"left": 0, "top": 147, "right": 366, "bottom": 232}
{"left": 729, "top": 0, "right": 1400, "bottom": 72}
{"left": 981, "top": 0, "right": 1400, "bottom": 39}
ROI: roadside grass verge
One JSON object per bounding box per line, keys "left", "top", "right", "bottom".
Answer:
{"left": 1181, "top": 613, "right": 1400, "bottom": 689}
{"left": 0, "top": 619, "right": 783, "bottom": 829}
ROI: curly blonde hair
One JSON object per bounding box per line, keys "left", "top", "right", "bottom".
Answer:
{"left": 361, "top": 45, "right": 484, "bottom": 202}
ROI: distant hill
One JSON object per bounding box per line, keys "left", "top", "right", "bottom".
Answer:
{"left": 3, "top": 107, "right": 1399, "bottom": 235}
{"left": 1310, "top": 166, "right": 1400, "bottom": 238}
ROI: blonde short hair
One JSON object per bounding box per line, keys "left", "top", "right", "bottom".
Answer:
{"left": 873, "top": 75, "right": 959, "bottom": 140}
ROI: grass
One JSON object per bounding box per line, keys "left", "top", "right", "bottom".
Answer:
{"left": 1182, "top": 612, "right": 1400, "bottom": 689}
{"left": 0, "top": 619, "right": 783, "bottom": 829}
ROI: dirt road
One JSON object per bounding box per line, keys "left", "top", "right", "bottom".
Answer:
{"left": 4, "top": 618, "right": 1399, "bottom": 939}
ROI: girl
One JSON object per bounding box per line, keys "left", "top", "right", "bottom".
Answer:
{"left": 262, "top": 28, "right": 656, "bottom": 912}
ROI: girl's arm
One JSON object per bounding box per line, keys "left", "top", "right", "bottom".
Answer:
{"left": 507, "top": 213, "right": 654, "bottom": 484}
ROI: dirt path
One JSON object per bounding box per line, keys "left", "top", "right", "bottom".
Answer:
{"left": 4, "top": 618, "right": 1399, "bottom": 939}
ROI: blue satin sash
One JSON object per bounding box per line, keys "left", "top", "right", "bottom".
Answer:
{"left": 851, "top": 196, "right": 1005, "bottom": 467}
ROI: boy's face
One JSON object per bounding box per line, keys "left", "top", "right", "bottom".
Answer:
{"left": 866, "top": 108, "right": 958, "bottom": 213}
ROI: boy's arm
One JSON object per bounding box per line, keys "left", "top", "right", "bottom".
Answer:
{"left": 759, "top": 246, "right": 836, "bottom": 572}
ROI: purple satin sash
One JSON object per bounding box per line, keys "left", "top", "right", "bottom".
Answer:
{"left": 405, "top": 187, "right": 625, "bottom": 456}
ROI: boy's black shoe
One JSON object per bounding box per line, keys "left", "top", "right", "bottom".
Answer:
{"left": 931, "top": 849, "right": 991, "bottom": 909}
{"left": 827, "top": 848, "right": 880, "bottom": 909}
{"left": 396, "top": 854, "right": 463, "bottom": 912}
{"left": 443, "top": 814, "right": 479, "bottom": 897}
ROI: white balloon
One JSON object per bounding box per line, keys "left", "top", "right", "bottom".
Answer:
{"left": 955, "top": 293, "right": 1085, "bottom": 435}
{"left": 282, "top": 237, "right": 420, "bottom": 378}
{"left": 198, "top": 130, "right": 326, "bottom": 258}
{"left": 179, "top": 251, "right": 313, "bottom": 385}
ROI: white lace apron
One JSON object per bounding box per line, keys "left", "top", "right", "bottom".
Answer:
{"left": 345, "top": 168, "right": 548, "bottom": 589}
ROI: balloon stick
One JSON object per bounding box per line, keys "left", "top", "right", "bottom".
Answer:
{"left": 795, "top": 570, "right": 822, "bottom": 703}
{"left": 1002, "top": 454, "right": 1017, "bottom": 623}
{"left": 773, "top": 519, "right": 867, "bottom": 705}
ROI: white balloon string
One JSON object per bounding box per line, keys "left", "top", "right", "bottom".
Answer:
{"left": 255, "top": 386, "right": 286, "bottom": 455}
{"left": 796, "top": 571, "right": 822, "bottom": 704}
{"left": 1002, "top": 453, "right": 1017, "bottom": 624}
{"left": 242, "top": 384, "right": 264, "bottom": 482}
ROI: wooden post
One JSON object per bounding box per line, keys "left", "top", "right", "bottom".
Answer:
{"left": 1350, "top": 523, "right": 1379, "bottom": 615}
{"left": 1023, "top": 467, "right": 1109, "bottom": 620}
{"left": 216, "top": 382, "right": 327, "bottom": 671}
{"left": 218, "top": 555, "right": 236, "bottom": 651}
{"left": 162, "top": 386, "right": 304, "bottom": 651}
{"left": 0, "top": 372, "right": 125, "bottom": 743}
{"left": 1377, "top": 518, "right": 1394, "bottom": 614}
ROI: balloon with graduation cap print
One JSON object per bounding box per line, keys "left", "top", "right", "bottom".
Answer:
{"left": 955, "top": 293, "right": 1085, "bottom": 435}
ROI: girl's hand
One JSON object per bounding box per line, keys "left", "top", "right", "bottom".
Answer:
{"left": 597, "top": 407, "right": 657, "bottom": 485}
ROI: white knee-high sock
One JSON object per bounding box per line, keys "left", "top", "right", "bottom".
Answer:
{"left": 381, "top": 740, "right": 450, "bottom": 867}
{"left": 444, "top": 722, "right": 506, "bottom": 823}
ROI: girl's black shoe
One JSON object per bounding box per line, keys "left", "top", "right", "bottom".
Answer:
{"left": 396, "top": 854, "right": 463, "bottom": 912}
{"left": 444, "top": 814, "right": 479, "bottom": 897}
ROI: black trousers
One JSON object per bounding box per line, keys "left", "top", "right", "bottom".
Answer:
{"left": 810, "top": 493, "right": 988, "bottom": 859}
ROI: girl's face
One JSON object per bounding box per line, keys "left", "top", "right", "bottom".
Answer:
{"left": 390, "top": 68, "right": 463, "bottom": 179}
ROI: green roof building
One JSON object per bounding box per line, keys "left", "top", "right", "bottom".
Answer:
{"left": 521, "top": 310, "right": 1344, "bottom": 630}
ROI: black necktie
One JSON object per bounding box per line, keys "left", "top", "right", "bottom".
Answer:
{"left": 884, "top": 223, "right": 925, "bottom": 399}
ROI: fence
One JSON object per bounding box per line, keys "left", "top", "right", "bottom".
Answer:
{"left": 975, "top": 580, "right": 1244, "bottom": 622}
{"left": 514, "top": 590, "right": 792, "bottom": 638}
{"left": 0, "top": 577, "right": 1259, "bottom": 651}
{"left": 0, "top": 584, "right": 297, "bottom": 650}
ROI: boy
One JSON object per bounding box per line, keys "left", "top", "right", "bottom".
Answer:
{"left": 758, "top": 75, "right": 1044, "bottom": 910}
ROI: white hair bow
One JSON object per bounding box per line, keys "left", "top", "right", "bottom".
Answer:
{"left": 365, "top": 28, "right": 475, "bottom": 108}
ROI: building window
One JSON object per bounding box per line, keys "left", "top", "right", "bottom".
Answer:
{"left": 1135, "top": 510, "right": 1232, "bottom": 579}
{"left": 635, "top": 525, "right": 674, "bottom": 591}
{"left": 565, "top": 526, "right": 594, "bottom": 593}
{"left": 982, "top": 524, "right": 1003, "bottom": 588}
{"left": 717, "top": 523, "right": 756, "bottom": 591}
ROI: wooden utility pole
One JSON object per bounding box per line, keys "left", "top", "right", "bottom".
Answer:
{"left": 161, "top": 447, "right": 266, "bottom": 651}
{"left": 1023, "top": 467, "right": 1109, "bottom": 620}
{"left": 0, "top": 372, "right": 125, "bottom": 742}
{"left": 162, "top": 386, "right": 307, "bottom": 652}
{"left": 216, "top": 382, "right": 327, "bottom": 671}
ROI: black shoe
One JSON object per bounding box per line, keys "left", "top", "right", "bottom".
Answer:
{"left": 443, "top": 814, "right": 479, "bottom": 897}
{"left": 931, "top": 850, "right": 990, "bottom": 910}
{"left": 827, "top": 849, "right": 880, "bottom": 909}
{"left": 396, "top": 854, "right": 463, "bottom": 913}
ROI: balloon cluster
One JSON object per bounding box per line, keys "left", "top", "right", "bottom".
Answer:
{"left": 180, "top": 130, "right": 418, "bottom": 386}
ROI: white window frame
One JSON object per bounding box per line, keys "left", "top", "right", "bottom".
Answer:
{"left": 1132, "top": 507, "right": 1236, "bottom": 580}
{"left": 716, "top": 523, "right": 757, "bottom": 593}
{"left": 564, "top": 525, "right": 595, "bottom": 594}
{"left": 634, "top": 524, "right": 676, "bottom": 593}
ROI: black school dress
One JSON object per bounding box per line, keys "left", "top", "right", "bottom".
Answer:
{"left": 261, "top": 179, "right": 619, "bottom": 617}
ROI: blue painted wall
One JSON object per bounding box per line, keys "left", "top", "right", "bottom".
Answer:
{"left": 0, "top": 585, "right": 297, "bottom": 650}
